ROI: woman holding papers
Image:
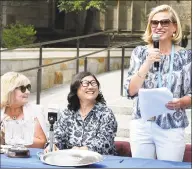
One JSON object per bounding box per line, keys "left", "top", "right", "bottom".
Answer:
{"left": 124, "top": 5, "right": 191, "bottom": 162}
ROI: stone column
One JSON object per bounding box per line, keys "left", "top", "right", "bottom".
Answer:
{"left": 0, "top": 0, "right": 2, "bottom": 47}
{"left": 117, "top": 0, "right": 120, "bottom": 31}
{"left": 1, "top": 1, "right": 7, "bottom": 26}
{"left": 48, "top": 0, "right": 55, "bottom": 28}
{"left": 130, "top": 0, "right": 133, "bottom": 33}
{"left": 99, "top": 10, "right": 106, "bottom": 30}
{"left": 144, "top": 1, "right": 147, "bottom": 17}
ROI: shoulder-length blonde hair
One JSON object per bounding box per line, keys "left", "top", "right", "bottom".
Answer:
{"left": 142, "top": 4, "right": 182, "bottom": 45}
{"left": 1, "top": 72, "right": 31, "bottom": 108}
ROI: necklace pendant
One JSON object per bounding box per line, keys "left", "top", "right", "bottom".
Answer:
{"left": 12, "top": 116, "right": 17, "bottom": 120}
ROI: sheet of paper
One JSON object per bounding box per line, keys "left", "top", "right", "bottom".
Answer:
{"left": 138, "top": 87, "right": 175, "bottom": 121}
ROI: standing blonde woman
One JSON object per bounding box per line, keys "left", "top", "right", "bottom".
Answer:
{"left": 124, "top": 5, "right": 191, "bottom": 161}
{"left": 1, "top": 72, "right": 47, "bottom": 148}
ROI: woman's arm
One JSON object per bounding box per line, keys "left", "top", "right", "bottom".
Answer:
{"left": 129, "top": 61, "right": 151, "bottom": 96}
{"left": 180, "top": 96, "right": 191, "bottom": 108}
{"left": 28, "top": 118, "right": 47, "bottom": 148}
{"left": 166, "top": 50, "right": 192, "bottom": 110}
{"left": 85, "top": 108, "right": 118, "bottom": 155}
{"left": 166, "top": 96, "right": 191, "bottom": 110}
{"left": 0, "top": 115, "right": 12, "bottom": 145}
{"left": 127, "top": 47, "right": 161, "bottom": 96}
{"left": 53, "top": 110, "right": 69, "bottom": 150}
{"left": 0, "top": 130, "right": 5, "bottom": 145}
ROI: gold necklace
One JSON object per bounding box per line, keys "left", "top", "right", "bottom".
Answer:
{"left": 80, "top": 110, "right": 88, "bottom": 118}
{"left": 7, "top": 111, "right": 22, "bottom": 120}
{"left": 81, "top": 114, "right": 87, "bottom": 118}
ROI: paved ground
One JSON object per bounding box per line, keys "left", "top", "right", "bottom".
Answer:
{"left": 29, "top": 69, "right": 131, "bottom": 111}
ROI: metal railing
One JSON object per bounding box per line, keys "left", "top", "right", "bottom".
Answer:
{"left": 1, "top": 30, "right": 143, "bottom": 104}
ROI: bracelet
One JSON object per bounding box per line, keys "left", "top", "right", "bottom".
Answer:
{"left": 137, "top": 71, "right": 147, "bottom": 79}
{"left": 44, "top": 142, "right": 50, "bottom": 149}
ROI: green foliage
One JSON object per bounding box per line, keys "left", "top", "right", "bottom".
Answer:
{"left": 2, "top": 22, "right": 36, "bottom": 48}
{"left": 57, "top": 0, "right": 107, "bottom": 13}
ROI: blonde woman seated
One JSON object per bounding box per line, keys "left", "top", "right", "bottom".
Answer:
{"left": 0, "top": 72, "right": 47, "bottom": 148}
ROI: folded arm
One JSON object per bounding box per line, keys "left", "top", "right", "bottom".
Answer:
{"left": 27, "top": 118, "right": 47, "bottom": 148}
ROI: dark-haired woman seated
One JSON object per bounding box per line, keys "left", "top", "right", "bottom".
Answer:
{"left": 45, "top": 72, "right": 118, "bottom": 155}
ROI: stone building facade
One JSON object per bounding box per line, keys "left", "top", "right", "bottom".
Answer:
{"left": 1, "top": 1, "right": 191, "bottom": 34}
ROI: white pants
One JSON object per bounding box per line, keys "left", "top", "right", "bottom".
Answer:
{"left": 130, "top": 119, "right": 185, "bottom": 162}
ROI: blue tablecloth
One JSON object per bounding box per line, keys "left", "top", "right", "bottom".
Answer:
{"left": 1, "top": 148, "right": 191, "bottom": 168}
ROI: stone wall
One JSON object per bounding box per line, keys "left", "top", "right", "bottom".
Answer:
{"left": 2, "top": 1, "right": 191, "bottom": 33}
{"left": 1, "top": 48, "right": 133, "bottom": 92}
{"left": 63, "top": 1, "right": 191, "bottom": 32}
{"left": 2, "top": 1, "right": 49, "bottom": 27}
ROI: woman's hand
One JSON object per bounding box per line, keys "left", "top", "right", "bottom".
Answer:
{"left": 146, "top": 48, "right": 161, "bottom": 66}
{"left": 79, "top": 146, "right": 88, "bottom": 150}
{"left": 44, "top": 144, "right": 59, "bottom": 153}
{"left": 72, "top": 146, "right": 88, "bottom": 150}
{"left": 166, "top": 98, "right": 182, "bottom": 110}
{"left": 72, "top": 146, "right": 79, "bottom": 150}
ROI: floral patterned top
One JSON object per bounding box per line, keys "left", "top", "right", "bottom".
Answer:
{"left": 124, "top": 45, "right": 192, "bottom": 129}
{"left": 53, "top": 102, "right": 118, "bottom": 155}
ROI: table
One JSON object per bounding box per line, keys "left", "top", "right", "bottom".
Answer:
{"left": 1, "top": 148, "right": 191, "bottom": 168}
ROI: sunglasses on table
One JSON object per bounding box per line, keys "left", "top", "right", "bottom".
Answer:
{"left": 80, "top": 80, "right": 98, "bottom": 87}
{"left": 16, "top": 84, "right": 31, "bottom": 93}
{"left": 150, "top": 19, "right": 173, "bottom": 28}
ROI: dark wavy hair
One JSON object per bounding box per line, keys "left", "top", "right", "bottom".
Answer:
{"left": 67, "top": 72, "right": 106, "bottom": 111}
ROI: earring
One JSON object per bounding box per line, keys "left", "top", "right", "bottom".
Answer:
{"left": 172, "top": 33, "right": 176, "bottom": 37}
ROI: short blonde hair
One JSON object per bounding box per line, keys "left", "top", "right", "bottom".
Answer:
{"left": 142, "top": 4, "right": 182, "bottom": 44}
{"left": 1, "top": 72, "right": 31, "bottom": 108}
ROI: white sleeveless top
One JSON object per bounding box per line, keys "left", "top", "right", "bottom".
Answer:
{"left": 1, "top": 103, "right": 47, "bottom": 138}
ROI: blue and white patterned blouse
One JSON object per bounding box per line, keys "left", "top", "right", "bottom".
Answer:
{"left": 124, "top": 45, "right": 192, "bottom": 129}
{"left": 53, "top": 102, "right": 118, "bottom": 155}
